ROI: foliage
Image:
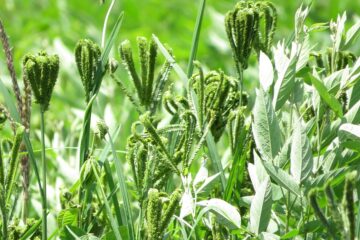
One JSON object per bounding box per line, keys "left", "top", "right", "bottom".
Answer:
{"left": 1, "top": 0, "right": 360, "bottom": 239}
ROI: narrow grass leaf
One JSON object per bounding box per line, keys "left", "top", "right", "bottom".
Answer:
{"left": 91, "top": 162, "right": 122, "bottom": 240}
{"left": 108, "top": 134, "right": 135, "bottom": 240}
{"left": 186, "top": 0, "right": 206, "bottom": 78}
{"left": 19, "top": 218, "right": 42, "bottom": 240}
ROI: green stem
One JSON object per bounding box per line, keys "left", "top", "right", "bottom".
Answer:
{"left": 235, "top": 62, "right": 244, "bottom": 107}
{"left": 0, "top": 194, "right": 7, "bottom": 239}
{"left": 40, "top": 106, "right": 47, "bottom": 240}
{"left": 137, "top": 205, "right": 143, "bottom": 240}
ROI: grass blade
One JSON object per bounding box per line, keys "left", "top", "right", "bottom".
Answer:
{"left": 108, "top": 133, "right": 135, "bottom": 240}
{"left": 103, "top": 161, "right": 123, "bottom": 225}
{"left": 186, "top": 0, "right": 206, "bottom": 78}
{"left": 19, "top": 218, "right": 42, "bottom": 240}
{"left": 91, "top": 161, "right": 122, "bottom": 240}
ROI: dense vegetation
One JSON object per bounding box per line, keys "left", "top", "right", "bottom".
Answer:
{"left": 1, "top": 0, "right": 360, "bottom": 239}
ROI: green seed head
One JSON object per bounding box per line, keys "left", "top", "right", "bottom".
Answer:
{"left": 225, "top": 1, "right": 277, "bottom": 67}
{"left": 94, "top": 119, "right": 109, "bottom": 140}
{"left": 160, "top": 188, "right": 182, "bottom": 232}
{"left": 254, "top": 1, "right": 277, "bottom": 54}
{"left": 225, "top": 1, "right": 260, "bottom": 69}
{"left": 23, "top": 51, "right": 60, "bottom": 111}
{"left": 192, "top": 67, "right": 240, "bottom": 141}
{"left": 147, "top": 188, "right": 162, "bottom": 240}
{"left": 75, "top": 39, "right": 101, "bottom": 102}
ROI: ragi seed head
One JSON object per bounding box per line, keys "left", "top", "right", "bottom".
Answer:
{"left": 23, "top": 51, "right": 60, "bottom": 111}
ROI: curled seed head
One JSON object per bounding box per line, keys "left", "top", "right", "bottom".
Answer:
{"left": 192, "top": 68, "right": 240, "bottom": 141}
{"left": 75, "top": 39, "right": 101, "bottom": 102}
{"left": 23, "top": 51, "right": 60, "bottom": 111}
{"left": 147, "top": 188, "right": 162, "bottom": 240}
{"left": 160, "top": 188, "right": 182, "bottom": 232}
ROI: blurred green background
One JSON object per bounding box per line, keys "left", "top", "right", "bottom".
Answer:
{"left": 1, "top": 0, "right": 360, "bottom": 231}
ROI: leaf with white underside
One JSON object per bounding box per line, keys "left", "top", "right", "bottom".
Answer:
{"left": 259, "top": 232, "right": 280, "bottom": 240}
{"left": 253, "top": 88, "right": 282, "bottom": 162}
{"left": 197, "top": 198, "right": 241, "bottom": 230}
{"left": 343, "top": 20, "right": 360, "bottom": 49}
{"left": 290, "top": 117, "right": 313, "bottom": 184}
{"left": 262, "top": 161, "right": 300, "bottom": 196}
{"left": 339, "top": 124, "right": 360, "bottom": 151}
{"left": 259, "top": 51, "right": 274, "bottom": 92}
{"left": 249, "top": 151, "right": 268, "bottom": 189}
{"left": 339, "top": 123, "right": 360, "bottom": 141}
{"left": 250, "top": 177, "right": 273, "bottom": 235}
{"left": 272, "top": 42, "right": 298, "bottom": 111}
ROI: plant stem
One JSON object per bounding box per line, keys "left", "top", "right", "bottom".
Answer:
{"left": 0, "top": 195, "right": 7, "bottom": 240}
{"left": 235, "top": 62, "right": 244, "bottom": 107}
{"left": 137, "top": 205, "right": 143, "bottom": 240}
{"left": 40, "top": 106, "right": 47, "bottom": 240}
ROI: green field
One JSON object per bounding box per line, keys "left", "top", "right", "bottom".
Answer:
{"left": 1, "top": 0, "right": 360, "bottom": 239}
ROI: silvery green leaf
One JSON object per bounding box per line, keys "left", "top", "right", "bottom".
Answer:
{"left": 273, "top": 43, "right": 299, "bottom": 111}
{"left": 253, "top": 88, "right": 282, "bottom": 162}
{"left": 250, "top": 177, "right": 273, "bottom": 235}
{"left": 262, "top": 161, "right": 300, "bottom": 196}
{"left": 343, "top": 19, "right": 360, "bottom": 49}
{"left": 296, "top": 36, "right": 312, "bottom": 71}
{"left": 274, "top": 137, "right": 291, "bottom": 167}
{"left": 290, "top": 117, "right": 313, "bottom": 184}
{"left": 345, "top": 100, "right": 360, "bottom": 124}
{"left": 259, "top": 51, "right": 274, "bottom": 92}
{"left": 333, "top": 12, "right": 347, "bottom": 51}
{"left": 197, "top": 198, "right": 241, "bottom": 230}
{"left": 254, "top": 151, "right": 268, "bottom": 183}
{"left": 193, "top": 159, "right": 208, "bottom": 187}
{"left": 195, "top": 173, "right": 220, "bottom": 195}
{"left": 180, "top": 190, "right": 194, "bottom": 219}
{"left": 248, "top": 163, "right": 260, "bottom": 189}
{"left": 259, "top": 232, "right": 280, "bottom": 240}
{"left": 294, "top": 4, "right": 310, "bottom": 39}
{"left": 339, "top": 123, "right": 360, "bottom": 142}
